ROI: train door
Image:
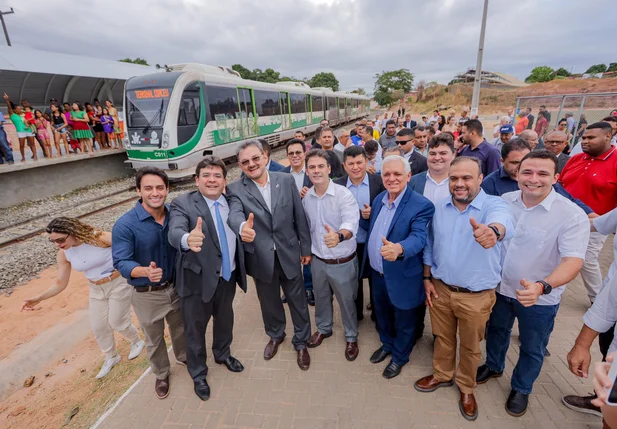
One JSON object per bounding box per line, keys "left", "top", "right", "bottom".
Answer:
{"left": 237, "top": 87, "right": 257, "bottom": 138}
{"left": 305, "top": 95, "right": 312, "bottom": 125}
{"left": 279, "top": 91, "right": 291, "bottom": 130}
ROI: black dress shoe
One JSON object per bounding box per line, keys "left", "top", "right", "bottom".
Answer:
{"left": 306, "top": 290, "right": 315, "bottom": 306}
{"left": 382, "top": 361, "right": 402, "bottom": 379}
{"left": 194, "top": 379, "right": 210, "bottom": 401}
{"left": 476, "top": 364, "right": 503, "bottom": 384}
{"left": 506, "top": 389, "right": 529, "bottom": 417}
{"left": 215, "top": 356, "right": 244, "bottom": 373}
{"left": 370, "top": 347, "right": 391, "bottom": 364}
{"left": 281, "top": 294, "right": 287, "bottom": 304}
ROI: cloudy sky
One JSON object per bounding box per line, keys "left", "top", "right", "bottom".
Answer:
{"left": 6, "top": 0, "right": 615, "bottom": 92}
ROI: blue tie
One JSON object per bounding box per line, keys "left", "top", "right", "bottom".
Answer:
{"left": 214, "top": 201, "right": 231, "bottom": 281}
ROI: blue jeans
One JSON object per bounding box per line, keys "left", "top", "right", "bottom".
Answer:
{"left": 485, "top": 293, "right": 559, "bottom": 394}
{"left": 303, "top": 264, "right": 312, "bottom": 291}
{"left": 0, "top": 128, "right": 14, "bottom": 163}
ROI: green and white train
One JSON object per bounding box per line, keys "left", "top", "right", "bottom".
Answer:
{"left": 122, "top": 63, "right": 370, "bottom": 179}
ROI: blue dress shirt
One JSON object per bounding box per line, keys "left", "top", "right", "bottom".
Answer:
{"left": 423, "top": 189, "right": 514, "bottom": 291}
{"left": 346, "top": 174, "right": 371, "bottom": 243}
{"left": 368, "top": 187, "right": 407, "bottom": 274}
{"left": 112, "top": 201, "right": 176, "bottom": 286}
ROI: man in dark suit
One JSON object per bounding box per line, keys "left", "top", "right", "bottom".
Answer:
{"left": 259, "top": 139, "right": 286, "bottom": 171}
{"left": 227, "top": 140, "right": 313, "bottom": 371}
{"left": 404, "top": 114, "right": 417, "bottom": 129}
{"left": 168, "top": 156, "right": 247, "bottom": 401}
{"left": 395, "top": 128, "right": 428, "bottom": 176}
{"left": 334, "top": 145, "right": 385, "bottom": 322}
{"left": 362, "top": 155, "right": 435, "bottom": 379}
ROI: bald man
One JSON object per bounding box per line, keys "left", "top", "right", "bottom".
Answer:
{"left": 543, "top": 130, "right": 570, "bottom": 173}
{"left": 518, "top": 130, "right": 540, "bottom": 151}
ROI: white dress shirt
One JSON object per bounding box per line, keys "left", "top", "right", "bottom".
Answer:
{"left": 423, "top": 172, "right": 450, "bottom": 204}
{"left": 290, "top": 167, "right": 306, "bottom": 192}
{"left": 239, "top": 172, "right": 275, "bottom": 248}
{"left": 181, "top": 194, "right": 237, "bottom": 273}
{"left": 499, "top": 189, "right": 589, "bottom": 306}
{"left": 302, "top": 180, "right": 359, "bottom": 259}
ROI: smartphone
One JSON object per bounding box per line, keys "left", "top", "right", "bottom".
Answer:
{"left": 606, "top": 356, "right": 617, "bottom": 406}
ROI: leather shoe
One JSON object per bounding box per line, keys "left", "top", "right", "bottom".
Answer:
{"left": 297, "top": 348, "right": 310, "bottom": 371}
{"left": 506, "top": 389, "right": 529, "bottom": 417}
{"left": 382, "top": 361, "right": 402, "bottom": 379}
{"left": 459, "top": 392, "right": 478, "bottom": 421}
{"left": 155, "top": 377, "right": 170, "bottom": 399}
{"left": 194, "top": 378, "right": 210, "bottom": 401}
{"left": 215, "top": 356, "right": 244, "bottom": 373}
{"left": 476, "top": 364, "right": 503, "bottom": 385}
{"left": 264, "top": 338, "right": 284, "bottom": 361}
{"left": 345, "top": 342, "right": 359, "bottom": 361}
{"left": 369, "top": 347, "right": 391, "bottom": 364}
{"left": 307, "top": 331, "right": 332, "bottom": 348}
{"left": 306, "top": 290, "right": 315, "bottom": 306}
{"left": 414, "top": 374, "right": 454, "bottom": 392}
{"left": 281, "top": 294, "right": 287, "bottom": 304}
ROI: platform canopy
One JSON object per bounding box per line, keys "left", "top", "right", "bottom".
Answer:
{"left": 0, "top": 46, "right": 159, "bottom": 111}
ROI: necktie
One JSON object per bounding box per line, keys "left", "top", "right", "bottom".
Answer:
{"left": 214, "top": 201, "right": 231, "bottom": 281}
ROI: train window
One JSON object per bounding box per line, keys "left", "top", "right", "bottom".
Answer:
{"left": 339, "top": 98, "right": 345, "bottom": 110}
{"left": 205, "top": 85, "right": 239, "bottom": 122}
{"left": 312, "top": 96, "right": 323, "bottom": 112}
{"left": 327, "top": 97, "right": 336, "bottom": 110}
{"left": 254, "top": 90, "right": 281, "bottom": 117}
{"left": 290, "top": 93, "right": 305, "bottom": 114}
{"left": 177, "top": 82, "right": 201, "bottom": 127}
{"left": 280, "top": 93, "right": 289, "bottom": 115}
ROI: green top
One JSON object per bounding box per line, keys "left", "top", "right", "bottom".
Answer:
{"left": 71, "top": 111, "right": 87, "bottom": 120}
{"left": 10, "top": 113, "right": 26, "bottom": 133}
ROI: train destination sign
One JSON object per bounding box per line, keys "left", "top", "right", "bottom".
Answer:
{"left": 132, "top": 89, "right": 170, "bottom": 99}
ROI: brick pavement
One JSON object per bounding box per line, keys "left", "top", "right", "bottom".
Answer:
{"left": 97, "top": 237, "right": 614, "bottom": 429}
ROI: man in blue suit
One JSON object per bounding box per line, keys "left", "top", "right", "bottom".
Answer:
{"left": 363, "top": 155, "right": 435, "bottom": 379}
{"left": 260, "top": 139, "right": 286, "bottom": 172}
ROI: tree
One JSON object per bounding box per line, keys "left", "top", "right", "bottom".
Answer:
{"left": 308, "top": 72, "right": 339, "bottom": 91}
{"left": 231, "top": 64, "right": 253, "bottom": 79}
{"left": 351, "top": 88, "right": 366, "bottom": 95}
{"left": 119, "top": 57, "right": 149, "bottom": 66}
{"left": 525, "top": 66, "right": 555, "bottom": 83}
{"left": 585, "top": 64, "right": 608, "bottom": 74}
{"left": 555, "top": 67, "right": 571, "bottom": 77}
{"left": 372, "top": 69, "right": 413, "bottom": 107}
{"left": 608, "top": 63, "right": 617, "bottom": 73}
{"left": 373, "top": 90, "right": 392, "bottom": 107}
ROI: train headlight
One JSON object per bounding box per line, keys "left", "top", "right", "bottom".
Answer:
{"left": 123, "top": 137, "right": 130, "bottom": 149}
{"left": 162, "top": 132, "right": 169, "bottom": 149}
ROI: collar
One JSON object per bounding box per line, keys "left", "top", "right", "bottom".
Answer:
{"left": 308, "top": 179, "right": 335, "bottom": 198}
{"left": 135, "top": 200, "right": 169, "bottom": 222}
{"left": 382, "top": 186, "right": 407, "bottom": 209}
{"left": 346, "top": 173, "right": 370, "bottom": 188}
{"left": 291, "top": 166, "right": 305, "bottom": 175}
{"left": 443, "top": 188, "right": 488, "bottom": 211}
{"left": 468, "top": 139, "right": 488, "bottom": 151}
{"left": 266, "top": 160, "right": 272, "bottom": 170}
{"left": 513, "top": 187, "right": 556, "bottom": 211}
{"left": 251, "top": 171, "right": 271, "bottom": 189}
{"left": 203, "top": 194, "right": 228, "bottom": 209}
{"left": 498, "top": 167, "right": 510, "bottom": 179}
{"left": 582, "top": 146, "right": 616, "bottom": 161}
{"left": 426, "top": 171, "right": 448, "bottom": 185}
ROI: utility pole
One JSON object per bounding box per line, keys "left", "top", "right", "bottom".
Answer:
{"left": 470, "top": 0, "right": 489, "bottom": 117}
{"left": 0, "top": 8, "right": 14, "bottom": 47}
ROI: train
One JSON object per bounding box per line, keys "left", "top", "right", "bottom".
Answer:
{"left": 122, "top": 63, "right": 371, "bottom": 179}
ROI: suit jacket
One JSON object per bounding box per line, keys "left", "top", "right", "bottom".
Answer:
{"left": 408, "top": 151, "right": 428, "bottom": 176}
{"left": 557, "top": 152, "right": 570, "bottom": 174}
{"left": 404, "top": 120, "right": 417, "bottom": 129}
{"left": 168, "top": 191, "right": 247, "bottom": 303}
{"left": 227, "top": 172, "right": 311, "bottom": 283}
{"left": 334, "top": 173, "right": 386, "bottom": 208}
{"left": 408, "top": 170, "right": 428, "bottom": 195}
{"left": 269, "top": 159, "right": 286, "bottom": 172}
{"left": 361, "top": 187, "right": 435, "bottom": 310}
{"left": 282, "top": 165, "right": 312, "bottom": 189}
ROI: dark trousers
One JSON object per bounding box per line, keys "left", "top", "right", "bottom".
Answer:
{"left": 254, "top": 253, "right": 311, "bottom": 349}
{"left": 303, "top": 264, "right": 313, "bottom": 291}
{"left": 180, "top": 276, "right": 236, "bottom": 382}
{"left": 600, "top": 324, "right": 616, "bottom": 361}
{"left": 355, "top": 243, "right": 373, "bottom": 320}
{"left": 0, "top": 128, "right": 14, "bottom": 163}
{"left": 371, "top": 271, "right": 421, "bottom": 366}
{"left": 485, "top": 293, "right": 559, "bottom": 394}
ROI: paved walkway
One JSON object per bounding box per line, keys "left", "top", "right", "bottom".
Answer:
{"left": 97, "top": 238, "right": 613, "bottom": 429}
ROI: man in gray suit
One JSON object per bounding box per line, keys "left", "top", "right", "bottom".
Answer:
{"left": 168, "top": 156, "right": 247, "bottom": 401}
{"left": 227, "top": 140, "right": 313, "bottom": 370}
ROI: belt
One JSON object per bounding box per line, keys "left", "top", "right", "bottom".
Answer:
{"left": 314, "top": 252, "right": 356, "bottom": 265}
{"left": 134, "top": 281, "right": 172, "bottom": 293}
{"left": 90, "top": 270, "right": 120, "bottom": 286}
{"left": 436, "top": 279, "right": 484, "bottom": 294}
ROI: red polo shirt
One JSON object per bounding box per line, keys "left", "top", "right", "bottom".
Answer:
{"left": 559, "top": 146, "right": 617, "bottom": 215}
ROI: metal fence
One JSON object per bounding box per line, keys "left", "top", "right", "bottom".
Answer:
{"left": 515, "top": 92, "right": 617, "bottom": 147}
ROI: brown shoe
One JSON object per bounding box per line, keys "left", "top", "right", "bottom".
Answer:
{"left": 307, "top": 331, "right": 332, "bottom": 348}
{"left": 264, "top": 338, "right": 284, "bottom": 361}
{"left": 345, "top": 342, "right": 359, "bottom": 361}
{"left": 297, "top": 348, "right": 310, "bottom": 371}
{"left": 459, "top": 392, "right": 478, "bottom": 421}
{"left": 414, "top": 374, "right": 454, "bottom": 393}
{"left": 155, "top": 377, "right": 170, "bottom": 399}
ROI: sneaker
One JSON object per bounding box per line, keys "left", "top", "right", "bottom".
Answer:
{"left": 96, "top": 354, "right": 121, "bottom": 379}
{"left": 561, "top": 393, "right": 602, "bottom": 417}
{"left": 128, "top": 340, "right": 145, "bottom": 360}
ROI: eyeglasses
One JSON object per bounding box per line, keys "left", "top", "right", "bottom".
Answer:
{"left": 287, "top": 151, "right": 303, "bottom": 157}
{"left": 49, "top": 234, "right": 69, "bottom": 244}
{"left": 239, "top": 155, "right": 263, "bottom": 167}
{"left": 396, "top": 139, "right": 412, "bottom": 145}
{"left": 544, "top": 140, "right": 567, "bottom": 146}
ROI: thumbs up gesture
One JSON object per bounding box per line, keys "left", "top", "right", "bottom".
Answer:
{"left": 145, "top": 261, "right": 163, "bottom": 283}
{"left": 367, "top": 160, "right": 376, "bottom": 175}
{"left": 361, "top": 203, "right": 371, "bottom": 220}
{"left": 380, "top": 237, "right": 403, "bottom": 261}
{"left": 470, "top": 217, "right": 498, "bottom": 249}
{"left": 324, "top": 224, "right": 340, "bottom": 248}
{"left": 188, "top": 217, "right": 205, "bottom": 252}
{"left": 516, "top": 278, "right": 543, "bottom": 307}
{"left": 241, "top": 213, "right": 256, "bottom": 243}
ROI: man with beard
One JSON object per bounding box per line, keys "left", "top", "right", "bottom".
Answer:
{"left": 415, "top": 157, "right": 513, "bottom": 421}
{"left": 458, "top": 119, "right": 502, "bottom": 177}
{"left": 379, "top": 120, "right": 398, "bottom": 149}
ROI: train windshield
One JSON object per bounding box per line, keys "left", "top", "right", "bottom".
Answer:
{"left": 126, "top": 88, "right": 172, "bottom": 128}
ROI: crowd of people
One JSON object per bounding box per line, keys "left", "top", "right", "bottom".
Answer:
{"left": 0, "top": 95, "right": 123, "bottom": 164}
{"left": 18, "top": 108, "right": 617, "bottom": 426}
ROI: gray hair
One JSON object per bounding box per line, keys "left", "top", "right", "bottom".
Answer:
{"left": 236, "top": 139, "right": 263, "bottom": 157}
{"left": 500, "top": 115, "right": 510, "bottom": 123}
{"left": 381, "top": 155, "right": 411, "bottom": 175}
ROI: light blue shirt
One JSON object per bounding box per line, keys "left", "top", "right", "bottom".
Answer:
{"left": 346, "top": 174, "right": 371, "bottom": 243}
{"left": 423, "top": 189, "right": 514, "bottom": 291}
{"left": 368, "top": 187, "right": 407, "bottom": 274}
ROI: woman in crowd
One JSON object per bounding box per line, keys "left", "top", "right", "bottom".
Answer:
{"left": 557, "top": 118, "right": 572, "bottom": 154}
{"left": 535, "top": 110, "right": 549, "bottom": 140}
{"left": 86, "top": 103, "right": 104, "bottom": 150}
{"left": 442, "top": 116, "right": 457, "bottom": 133}
{"left": 3, "top": 93, "right": 37, "bottom": 161}
{"left": 51, "top": 104, "right": 70, "bottom": 156}
{"left": 34, "top": 110, "right": 52, "bottom": 158}
{"left": 100, "top": 108, "right": 118, "bottom": 149}
{"left": 70, "top": 102, "right": 95, "bottom": 155}
{"left": 437, "top": 115, "right": 446, "bottom": 131}
{"left": 21, "top": 217, "right": 145, "bottom": 379}
{"left": 106, "top": 100, "right": 122, "bottom": 147}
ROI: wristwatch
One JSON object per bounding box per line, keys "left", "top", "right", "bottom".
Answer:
{"left": 488, "top": 225, "right": 501, "bottom": 240}
{"left": 423, "top": 275, "right": 432, "bottom": 280}
{"left": 536, "top": 280, "right": 553, "bottom": 295}
{"left": 338, "top": 232, "right": 345, "bottom": 243}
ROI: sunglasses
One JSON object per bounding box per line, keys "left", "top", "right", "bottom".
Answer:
{"left": 239, "top": 155, "right": 263, "bottom": 167}
{"left": 49, "top": 234, "right": 69, "bottom": 244}
{"left": 287, "top": 150, "right": 304, "bottom": 157}
{"left": 396, "top": 139, "right": 412, "bottom": 145}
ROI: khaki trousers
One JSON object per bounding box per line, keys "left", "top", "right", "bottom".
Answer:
{"left": 131, "top": 286, "right": 186, "bottom": 380}
{"left": 429, "top": 279, "right": 496, "bottom": 394}
{"left": 88, "top": 276, "right": 141, "bottom": 358}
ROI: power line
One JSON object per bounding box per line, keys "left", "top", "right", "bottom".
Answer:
{"left": 0, "top": 7, "right": 14, "bottom": 47}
